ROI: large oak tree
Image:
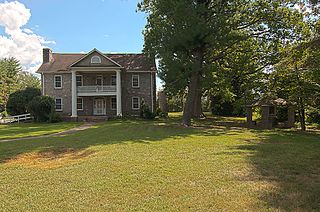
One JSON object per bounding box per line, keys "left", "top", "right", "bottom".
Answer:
{"left": 139, "top": 0, "right": 305, "bottom": 126}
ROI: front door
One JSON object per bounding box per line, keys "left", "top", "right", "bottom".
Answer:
{"left": 93, "top": 99, "right": 106, "bottom": 115}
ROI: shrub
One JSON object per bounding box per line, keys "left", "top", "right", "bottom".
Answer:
{"left": 140, "top": 99, "right": 155, "bottom": 119}
{"left": 155, "top": 107, "right": 167, "bottom": 118}
{"left": 49, "top": 112, "right": 63, "bottom": 123}
{"left": 7, "top": 87, "right": 41, "bottom": 115}
{"left": 0, "top": 110, "right": 8, "bottom": 118}
{"left": 28, "top": 96, "right": 55, "bottom": 122}
{"left": 306, "top": 107, "right": 320, "bottom": 124}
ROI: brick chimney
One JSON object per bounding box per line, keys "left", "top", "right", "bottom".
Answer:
{"left": 43, "top": 48, "right": 53, "bottom": 63}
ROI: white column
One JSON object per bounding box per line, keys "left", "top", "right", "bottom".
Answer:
{"left": 41, "top": 74, "right": 45, "bottom": 95}
{"left": 71, "top": 70, "right": 77, "bottom": 118}
{"left": 116, "top": 70, "right": 122, "bottom": 116}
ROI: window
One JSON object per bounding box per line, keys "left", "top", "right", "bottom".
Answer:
{"left": 76, "top": 75, "right": 83, "bottom": 86}
{"left": 96, "top": 75, "right": 103, "bottom": 86}
{"left": 55, "top": 98, "right": 63, "bottom": 111}
{"left": 77, "top": 98, "right": 83, "bottom": 110}
{"left": 132, "top": 75, "right": 139, "bottom": 88}
{"left": 91, "top": 56, "right": 101, "bottom": 64}
{"left": 54, "top": 75, "right": 62, "bottom": 89}
{"left": 111, "top": 97, "right": 117, "bottom": 110}
{"left": 111, "top": 75, "right": 116, "bottom": 86}
{"left": 132, "top": 97, "right": 140, "bottom": 110}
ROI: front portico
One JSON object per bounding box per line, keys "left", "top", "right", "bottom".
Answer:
{"left": 70, "top": 49, "right": 123, "bottom": 118}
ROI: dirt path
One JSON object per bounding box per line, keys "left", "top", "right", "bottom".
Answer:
{"left": 0, "top": 122, "right": 95, "bottom": 143}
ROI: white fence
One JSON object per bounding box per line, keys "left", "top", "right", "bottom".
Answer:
{"left": 0, "top": 113, "right": 33, "bottom": 124}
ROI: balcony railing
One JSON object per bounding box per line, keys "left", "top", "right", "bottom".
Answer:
{"left": 77, "top": 85, "right": 116, "bottom": 96}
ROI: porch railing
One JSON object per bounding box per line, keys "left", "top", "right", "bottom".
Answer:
{"left": 77, "top": 86, "right": 116, "bottom": 95}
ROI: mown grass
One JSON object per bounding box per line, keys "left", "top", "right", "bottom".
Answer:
{"left": 0, "top": 122, "right": 80, "bottom": 140}
{"left": 0, "top": 114, "right": 319, "bottom": 211}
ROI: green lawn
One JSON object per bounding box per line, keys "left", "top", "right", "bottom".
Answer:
{"left": 0, "top": 122, "right": 80, "bottom": 140}
{"left": 0, "top": 115, "right": 319, "bottom": 211}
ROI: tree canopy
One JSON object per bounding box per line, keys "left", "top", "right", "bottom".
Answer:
{"left": 139, "top": 0, "right": 307, "bottom": 126}
{"left": 0, "top": 57, "right": 40, "bottom": 113}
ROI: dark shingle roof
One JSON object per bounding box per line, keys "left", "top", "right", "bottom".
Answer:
{"left": 37, "top": 53, "right": 156, "bottom": 73}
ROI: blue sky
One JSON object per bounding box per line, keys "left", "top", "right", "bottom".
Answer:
{"left": 0, "top": 0, "right": 163, "bottom": 87}
{"left": 15, "top": 0, "right": 146, "bottom": 53}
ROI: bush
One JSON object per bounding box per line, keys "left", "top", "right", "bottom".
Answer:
{"left": 306, "top": 107, "right": 320, "bottom": 124}
{"left": 140, "top": 99, "right": 155, "bottom": 120}
{"left": 0, "top": 110, "right": 8, "bottom": 118}
{"left": 155, "top": 107, "right": 167, "bottom": 118}
{"left": 7, "top": 87, "right": 41, "bottom": 115}
{"left": 28, "top": 96, "right": 55, "bottom": 122}
{"left": 49, "top": 112, "right": 63, "bottom": 123}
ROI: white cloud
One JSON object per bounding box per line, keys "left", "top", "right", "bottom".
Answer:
{"left": 22, "top": 28, "right": 33, "bottom": 34}
{"left": 0, "top": 1, "right": 55, "bottom": 73}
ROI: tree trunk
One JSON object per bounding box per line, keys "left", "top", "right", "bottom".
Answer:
{"left": 182, "top": 71, "right": 201, "bottom": 126}
{"left": 298, "top": 97, "right": 306, "bottom": 131}
{"left": 182, "top": 49, "right": 204, "bottom": 126}
{"left": 192, "top": 81, "right": 202, "bottom": 118}
{"left": 295, "top": 66, "right": 306, "bottom": 131}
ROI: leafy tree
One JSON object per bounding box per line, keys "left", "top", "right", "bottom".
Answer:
{"left": 139, "top": 0, "right": 305, "bottom": 126}
{"left": 0, "top": 58, "right": 22, "bottom": 111}
{"left": 0, "top": 58, "right": 40, "bottom": 112}
{"left": 270, "top": 38, "right": 320, "bottom": 131}
{"left": 7, "top": 87, "right": 41, "bottom": 115}
{"left": 17, "top": 71, "right": 41, "bottom": 90}
{"left": 28, "top": 96, "right": 55, "bottom": 122}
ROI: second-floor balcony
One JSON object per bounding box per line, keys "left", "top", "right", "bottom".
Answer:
{"left": 77, "top": 85, "right": 117, "bottom": 96}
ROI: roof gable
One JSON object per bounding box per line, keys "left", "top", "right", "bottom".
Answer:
{"left": 71, "top": 49, "right": 122, "bottom": 68}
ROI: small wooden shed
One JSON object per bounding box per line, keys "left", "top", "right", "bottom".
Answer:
{"left": 246, "top": 98, "right": 296, "bottom": 129}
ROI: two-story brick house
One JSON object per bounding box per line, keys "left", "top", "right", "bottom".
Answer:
{"left": 36, "top": 48, "right": 156, "bottom": 120}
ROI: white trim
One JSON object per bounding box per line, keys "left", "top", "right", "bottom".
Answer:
{"left": 127, "top": 70, "right": 157, "bottom": 73}
{"left": 132, "top": 96, "right": 140, "bottom": 110}
{"left": 69, "top": 48, "right": 123, "bottom": 68}
{"left": 77, "top": 97, "right": 83, "bottom": 111}
{"left": 37, "top": 68, "right": 154, "bottom": 74}
{"left": 42, "top": 74, "right": 45, "bottom": 95}
{"left": 54, "top": 75, "right": 62, "bottom": 89}
{"left": 91, "top": 55, "right": 102, "bottom": 64}
{"left": 71, "top": 70, "right": 77, "bottom": 117}
{"left": 78, "top": 92, "right": 116, "bottom": 97}
{"left": 70, "top": 67, "right": 122, "bottom": 71}
{"left": 96, "top": 75, "right": 103, "bottom": 86}
{"left": 132, "top": 74, "right": 140, "bottom": 88}
{"left": 110, "top": 97, "right": 117, "bottom": 110}
{"left": 55, "top": 97, "right": 63, "bottom": 112}
{"left": 76, "top": 75, "right": 83, "bottom": 86}
{"left": 93, "top": 98, "right": 107, "bottom": 115}
{"left": 111, "top": 75, "right": 116, "bottom": 86}
{"left": 116, "top": 70, "right": 122, "bottom": 116}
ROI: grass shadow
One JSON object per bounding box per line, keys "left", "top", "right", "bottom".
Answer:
{"left": 234, "top": 130, "right": 320, "bottom": 210}
{"left": 0, "top": 118, "right": 231, "bottom": 167}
